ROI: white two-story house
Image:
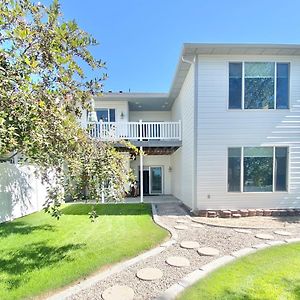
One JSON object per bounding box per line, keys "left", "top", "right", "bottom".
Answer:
{"left": 84, "top": 43, "right": 300, "bottom": 212}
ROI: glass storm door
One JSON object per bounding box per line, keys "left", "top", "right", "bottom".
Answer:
{"left": 150, "top": 167, "right": 162, "bottom": 194}
{"left": 96, "top": 109, "right": 116, "bottom": 122}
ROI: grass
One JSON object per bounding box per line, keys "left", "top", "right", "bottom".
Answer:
{"left": 178, "top": 242, "right": 300, "bottom": 300}
{"left": 0, "top": 203, "right": 168, "bottom": 300}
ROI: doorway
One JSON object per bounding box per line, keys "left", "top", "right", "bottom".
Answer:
{"left": 139, "top": 166, "right": 163, "bottom": 195}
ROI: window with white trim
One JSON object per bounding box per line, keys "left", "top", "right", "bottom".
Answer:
{"left": 228, "top": 147, "right": 288, "bottom": 192}
{"left": 96, "top": 108, "right": 115, "bottom": 122}
{"left": 229, "top": 62, "right": 289, "bottom": 109}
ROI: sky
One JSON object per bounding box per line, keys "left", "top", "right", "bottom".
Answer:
{"left": 46, "top": 0, "right": 300, "bottom": 93}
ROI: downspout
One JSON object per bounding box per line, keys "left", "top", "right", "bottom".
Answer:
{"left": 181, "top": 57, "right": 194, "bottom": 65}
{"left": 193, "top": 56, "right": 199, "bottom": 213}
{"left": 181, "top": 55, "right": 199, "bottom": 212}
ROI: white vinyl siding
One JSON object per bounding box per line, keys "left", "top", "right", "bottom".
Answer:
{"left": 94, "top": 100, "right": 129, "bottom": 122}
{"left": 129, "top": 111, "right": 171, "bottom": 122}
{"left": 196, "top": 55, "right": 300, "bottom": 210}
{"left": 171, "top": 64, "right": 195, "bottom": 208}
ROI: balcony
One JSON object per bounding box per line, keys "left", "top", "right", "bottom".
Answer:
{"left": 88, "top": 121, "right": 182, "bottom": 146}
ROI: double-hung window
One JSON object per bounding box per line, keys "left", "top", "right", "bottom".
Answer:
{"left": 229, "top": 62, "right": 289, "bottom": 109}
{"left": 228, "top": 146, "right": 288, "bottom": 192}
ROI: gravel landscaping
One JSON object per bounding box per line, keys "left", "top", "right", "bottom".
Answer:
{"left": 192, "top": 215, "right": 300, "bottom": 229}
{"left": 65, "top": 203, "right": 300, "bottom": 300}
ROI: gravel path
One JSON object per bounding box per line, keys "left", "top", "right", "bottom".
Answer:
{"left": 66, "top": 203, "right": 300, "bottom": 300}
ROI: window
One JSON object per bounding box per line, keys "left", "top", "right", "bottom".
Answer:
{"left": 275, "top": 147, "right": 288, "bottom": 191}
{"left": 276, "top": 63, "right": 289, "bottom": 109}
{"left": 229, "top": 62, "right": 289, "bottom": 109}
{"left": 244, "top": 147, "right": 273, "bottom": 192}
{"left": 229, "top": 63, "right": 242, "bottom": 109}
{"left": 244, "top": 63, "right": 274, "bottom": 109}
{"left": 227, "top": 146, "right": 288, "bottom": 192}
{"left": 228, "top": 148, "right": 241, "bottom": 192}
{"left": 96, "top": 108, "right": 116, "bottom": 122}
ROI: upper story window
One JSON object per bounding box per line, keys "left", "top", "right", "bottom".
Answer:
{"left": 229, "top": 62, "right": 289, "bottom": 110}
{"left": 96, "top": 108, "right": 115, "bottom": 122}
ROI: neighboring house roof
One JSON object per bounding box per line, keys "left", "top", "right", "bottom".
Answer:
{"left": 100, "top": 43, "right": 300, "bottom": 110}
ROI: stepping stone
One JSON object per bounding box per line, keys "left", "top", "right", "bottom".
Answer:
{"left": 255, "top": 233, "right": 275, "bottom": 240}
{"left": 166, "top": 256, "right": 190, "bottom": 267}
{"left": 198, "top": 247, "right": 220, "bottom": 256}
{"left": 234, "top": 229, "right": 252, "bottom": 234}
{"left": 180, "top": 241, "right": 200, "bottom": 249}
{"left": 174, "top": 225, "right": 188, "bottom": 230}
{"left": 191, "top": 223, "right": 204, "bottom": 228}
{"left": 136, "top": 267, "right": 163, "bottom": 281}
{"left": 274, "top": 230, "right": 292, "bottom": 236}
{"left": 176, "top": 219, "right": 189, "bottom": 224}
{"left": 102, "top": 285, "right": 134, "bottom": 300}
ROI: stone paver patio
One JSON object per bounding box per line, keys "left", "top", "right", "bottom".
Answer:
{"left": 46, "top": 202, "right": 300, "bottom": 300}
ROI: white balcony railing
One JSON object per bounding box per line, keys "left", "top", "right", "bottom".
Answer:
{"left": 88, "top": 120, "right": 181, "bottom": 141}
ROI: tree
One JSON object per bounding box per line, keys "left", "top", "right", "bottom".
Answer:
{"left": 0, "top": 0, "right": 135, "bottom": 219}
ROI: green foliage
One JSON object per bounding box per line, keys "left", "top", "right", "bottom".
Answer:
{"left": 0, "top": 0, "right": 136, "bottom": 216}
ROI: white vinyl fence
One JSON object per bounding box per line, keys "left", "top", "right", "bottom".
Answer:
{"left": 0, "top": 163, "right": 48, "bottom": 223}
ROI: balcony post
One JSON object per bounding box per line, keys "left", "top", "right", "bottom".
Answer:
{"left": 139, "top": 120, "right": 144, "bottom": 203}
{"left": 140, "top": 146, "right": 143, "bottom": 203}
{"left": 139, "top": 119, "right": 143, "bottom": 141}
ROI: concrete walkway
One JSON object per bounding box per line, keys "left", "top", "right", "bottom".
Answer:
{"left": 125, "top": 195, "right": 181, "bottom": 204}
{"left": 47, "top": 202, "right": 300, "bottom": 300}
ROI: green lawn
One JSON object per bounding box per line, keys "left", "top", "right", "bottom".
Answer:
{"left": 0, "top": 203, "right": 168, "bottom": 300}
{"left": 178, "top": 242, "right": 300, "bottom": 300}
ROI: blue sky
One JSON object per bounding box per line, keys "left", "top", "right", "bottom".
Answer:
{"left": 51, "top": 0, "right": 300, "bottom": 92}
